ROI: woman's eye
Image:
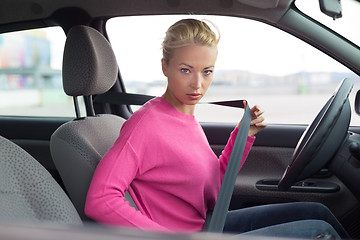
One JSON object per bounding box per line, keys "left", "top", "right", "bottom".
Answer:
{"left": 203, "top": 70, "right": 213, "bottom": 75}
{"left": 181, "top": 68, "right": 190, "bottom": 74}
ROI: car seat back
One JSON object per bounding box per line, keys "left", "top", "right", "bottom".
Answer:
{"left": 50, "top": 25, "right": 130, "bottom": 220}
{"left": 0, "top": 135, "right": 82, "bottom": 224}
{"left": 51, "top": 115, "right": 125, "bottom": 220}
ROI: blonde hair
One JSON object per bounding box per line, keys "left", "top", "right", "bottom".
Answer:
{"left": 162, "top": 19, "right": 220, "bottom": 64}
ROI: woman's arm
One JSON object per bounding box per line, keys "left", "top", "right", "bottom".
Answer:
{"left": 218, "top": 129, "right": 255, "bottom": 180}
{"left": 85, "top": 140, "right": 171, "bottom": 232}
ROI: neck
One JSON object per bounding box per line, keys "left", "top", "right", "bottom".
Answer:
{"left": 162, "top": 91, "right": 195, "bottom": 115}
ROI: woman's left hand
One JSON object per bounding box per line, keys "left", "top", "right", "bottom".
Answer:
{"left": 237, "top": 102, "right": 267, "bottom": 136}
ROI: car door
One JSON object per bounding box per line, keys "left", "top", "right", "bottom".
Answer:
{"left": 104, "top": 14, "right": 360, "bottom": 237}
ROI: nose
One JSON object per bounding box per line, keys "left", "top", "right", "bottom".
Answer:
{"left": 191, "top": 74, "right": 202, "bottom": 90}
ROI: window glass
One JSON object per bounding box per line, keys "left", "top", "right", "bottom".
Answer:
{"left": 0, "top": 27, "right": 84, "bottom": 117}
{"left": 106, "top": 15, "right": 359, "bottom": 125}
{"left": 295, "top": 0, "right": 360, "bottom": 48}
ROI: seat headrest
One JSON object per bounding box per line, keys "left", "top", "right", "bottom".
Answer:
{"left": 62, "top": 25, "right": 118, "bottom": 96}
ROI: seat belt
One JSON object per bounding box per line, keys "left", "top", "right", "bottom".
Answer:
{"left": 94, "top": 92, "right": 252, "bottom": 233}
{"left": 204, "top": 100, "right": 251, "bottom": 232}
{"left": 94, "top": 91, "right": 154, "bottom": 106}
{"left": 94, "top": 91, "right": 247, "bottom": 108}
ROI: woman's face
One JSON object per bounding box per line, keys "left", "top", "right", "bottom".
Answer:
{"left": 162, "top": 44, "right": 217, "bottom": 115}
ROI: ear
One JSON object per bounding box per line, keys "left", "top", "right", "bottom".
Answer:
{"left": 161, "top": 58, "right": 168, "bottom": 77}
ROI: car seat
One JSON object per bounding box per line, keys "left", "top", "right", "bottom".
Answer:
{"left": 0, "top": 135, "right": 81, "bottom": 224}
{"left": 50, "top": 25, "right": 131, "bottom": 221}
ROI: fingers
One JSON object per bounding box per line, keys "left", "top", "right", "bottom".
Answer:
{"left": 245, "top": 102, "right": 265, "bottom": 123}
{"left": 250, "top": 105, "right": 265, "bottom": 125}
{"left": 251, "top": 115, "right": 266, "bottom": 126}
{"left": 237, "top": 103, "right": 267, "bottom": 134}
{"left": 248, "top": 104, "right": 267, "bottom": 136}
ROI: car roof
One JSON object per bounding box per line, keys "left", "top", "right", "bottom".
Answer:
{"left": 0, "top": 0, "right": 293, "bottom": 30}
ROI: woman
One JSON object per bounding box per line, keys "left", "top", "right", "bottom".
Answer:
{"left": 85, "top": 19, "right": 347, "bottom": 239}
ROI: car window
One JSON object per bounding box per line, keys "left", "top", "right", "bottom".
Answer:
{"left": 0, "top": 27, "right": 84, "bottom": 117}
{"left": 296, "top": 0, "right": 360, "bottom": 49}
{"left": 106, "top": 15, "right": 359, "bottom": 125}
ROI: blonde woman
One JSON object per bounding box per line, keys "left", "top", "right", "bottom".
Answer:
{"left": 85, "top": 19, "right": 347, "bottom": 239}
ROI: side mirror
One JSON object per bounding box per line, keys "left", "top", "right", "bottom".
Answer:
{"left": 319, "top": 0, "right": 342, "bottom": 19}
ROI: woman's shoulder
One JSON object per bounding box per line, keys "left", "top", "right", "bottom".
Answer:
{"left": 121, "top": 96, "right": 198, "bottom": 138}
{"left": 121, "top": 97, "right": 167, "bottom": 131}
{"left": 129, "top": 97, "right": 165, "bottom": 120}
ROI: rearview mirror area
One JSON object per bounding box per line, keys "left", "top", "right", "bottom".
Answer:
{"left": 319, "top": 0, "right": 342, "bottom": 19}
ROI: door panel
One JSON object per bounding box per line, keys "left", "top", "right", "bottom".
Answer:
{"left": 203, "top": 123, "right": 359, "bottom": 223}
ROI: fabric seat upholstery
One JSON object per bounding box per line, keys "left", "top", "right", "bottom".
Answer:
{"left": 0, "top": 135, "right": 82, "bottom": 224}
{"left": 50, "top": 25, "right": 127, "bottom": 220}
{"left": 51, "top": 114, "right": 125, "bottom": 220}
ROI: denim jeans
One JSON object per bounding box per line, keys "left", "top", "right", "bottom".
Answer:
{"left": 223, "top": 202, "right": 349, "bottom": 239}
{"left": 240, "top": 220, "right": 341, "bottom": 239}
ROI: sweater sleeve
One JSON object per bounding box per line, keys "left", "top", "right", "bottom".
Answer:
{"left": 218, "top": 127, "right": 255, "bottom": 181}
{"left": 85, "top": 140, "right": 171, "bottom": 232}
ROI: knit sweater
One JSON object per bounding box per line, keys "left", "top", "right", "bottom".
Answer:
{"left": 85, "top": 97, "right": 255, "bottom": 232}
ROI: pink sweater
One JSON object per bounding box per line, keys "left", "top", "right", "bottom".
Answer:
{"left": 85, "top": 97, "right": 254, "bottom": 232}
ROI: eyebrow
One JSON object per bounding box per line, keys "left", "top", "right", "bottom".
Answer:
{"left": 179, "top": 63, "right": 214, "bottom": 70}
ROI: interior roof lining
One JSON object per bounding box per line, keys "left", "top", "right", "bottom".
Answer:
{"left": 0, "top": 0, "right": 293, "bottom": 27}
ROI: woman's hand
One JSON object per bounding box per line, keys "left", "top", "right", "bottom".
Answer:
{"left": 236, "top": 101, "right": 267, "bottom": 136}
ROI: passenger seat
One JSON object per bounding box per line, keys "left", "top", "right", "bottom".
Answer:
{"left": 50, "top": 25, "right": 128, "bottom": 221}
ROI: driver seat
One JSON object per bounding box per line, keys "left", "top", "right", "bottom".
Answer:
{"left": 50, "top": 25, "right": 133, "bottom": 221}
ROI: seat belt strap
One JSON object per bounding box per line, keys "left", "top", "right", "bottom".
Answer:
{"left": 205, "top": 100, "right": 251, "bottom": 232}
{"left": 94, "top": 91, "right": 247, "bottom": 108}
{"left": 94, "top": 92, "right": 154, "bottom": 106}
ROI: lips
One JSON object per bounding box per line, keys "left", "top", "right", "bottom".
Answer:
{"left": 187, "top": 93, "right": 201, "bottom": 100}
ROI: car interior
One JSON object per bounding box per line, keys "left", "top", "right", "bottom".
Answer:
{"left": 0, "top": 0, "right": 360, "bottom": 239}
{"left": 50, "top": 25, "right": 132, "bottom": 220}
{"left": 0, "top": 134, "right": 81, "bottom": 224}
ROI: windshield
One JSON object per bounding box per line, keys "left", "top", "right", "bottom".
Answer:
{"left": 295, "top": 0, "right": 360, "bottom": 48}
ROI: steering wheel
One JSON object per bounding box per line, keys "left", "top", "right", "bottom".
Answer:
{"left": 278, "top": 78, "right": 353, "bottom": 190}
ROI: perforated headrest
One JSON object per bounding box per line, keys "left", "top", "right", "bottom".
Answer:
{"left": 62, "top": 25, "right": 118, "bottom": 96}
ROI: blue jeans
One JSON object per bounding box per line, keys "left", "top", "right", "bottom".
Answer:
{"left": 241, "top": 220, "right": 341, "bottom": 239}
{"left": 223, "top": 202, "right": 349, "bottom": 239}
